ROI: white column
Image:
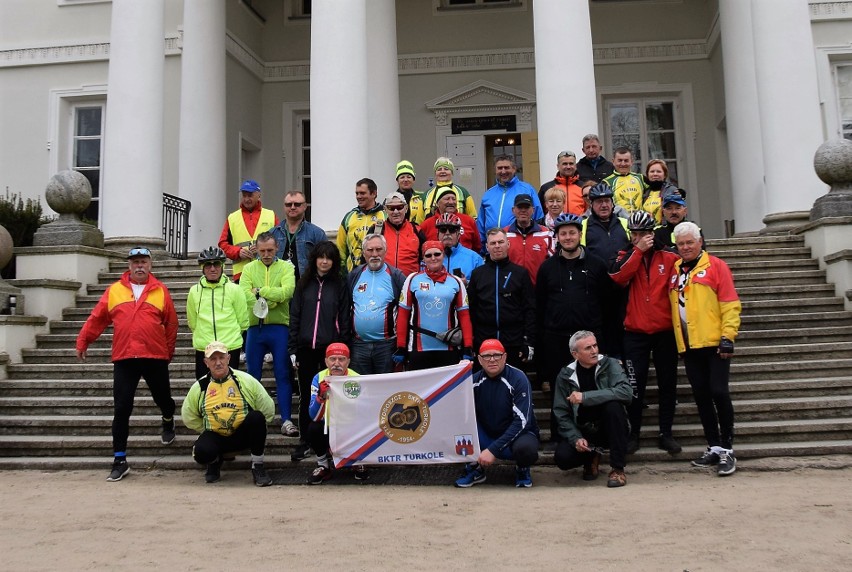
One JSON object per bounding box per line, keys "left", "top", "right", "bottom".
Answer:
{"left": 751, "top": 0, "right": 825, "bottom": 216}
{"left": 533, "top": 0, "right": 598, "bottom": 185}
{"left": 719, "top": 0, "right": 766, "bottom": 233}
{"left": 178, "top": 0, "right": 227, "bottom": 252}
{"left": 310, "top": 0, "right": 370, "bottom": 231}
{"left": 366, "top": 0, "right": 401, "bottom": 196}
{"left": 101, "top": 0, "right": 164, "bottom": 243}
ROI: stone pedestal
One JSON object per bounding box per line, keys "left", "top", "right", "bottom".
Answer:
{"left": 34, "top": 170, "right": 104, "bottom": 248}
{"left": 811, "top": 139, "right": 852, "bottom": 220}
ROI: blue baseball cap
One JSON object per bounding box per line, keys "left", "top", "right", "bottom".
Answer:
{"left": 663, "top": 195, "right": 686, "bottom": 207}
{"left": 240, "top": 179, "right": 261, "bottom": 193}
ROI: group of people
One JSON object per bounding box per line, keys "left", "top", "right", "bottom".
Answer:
{"left": 75, "top": 133, "right": 741, "bottom": 489}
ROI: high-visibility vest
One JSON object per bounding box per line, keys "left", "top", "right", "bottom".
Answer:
{"left": 228, "top": 208, "right": 276, "bottom": 276}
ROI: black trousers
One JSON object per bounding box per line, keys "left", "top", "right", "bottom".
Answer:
{"left": 112, "top": 358, "right": 175, "bottom": 454}
{"left": 194, "top": 349, "right": 241, "bottom": 381}
{"left": 306, "top": 419, "right": 331, "bottom": 459}
{"left": 683, "top": 347, "right": 735, "bottom": 449}
{"left": 296, "top": 346, "right": 329, "bottom": 438}
{"left": 554, "top": 401, "right": 629, "bottom": 471}
{"left": 623, "top": 330, "right": 679, "bottom": 437}
{"left": 191, "top": 410, "right": 268, "bottom": 464}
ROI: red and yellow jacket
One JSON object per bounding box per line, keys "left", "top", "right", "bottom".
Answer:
{"left": 610, "top": 245, "right": 680, "bottom": 334}
{"left": 668, "top": 251, "right": 741, "bottom": 353}
{"left": 76, "top": 272, "right": 178, "bottom": 362}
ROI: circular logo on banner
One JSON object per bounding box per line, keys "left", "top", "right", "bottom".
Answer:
{"left": 343, "top": 380, "right": 362, "bottom": 399}
{"left": 378, "top": 392, "right": 430, "bottom": 444}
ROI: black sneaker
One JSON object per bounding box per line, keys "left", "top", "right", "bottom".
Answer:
{"left": 205, "top": 458, "right": 222, "bottom": 483}
{"left": 291, "top": 443, "right": 314, "bottom": 462}
{"left": 691, "top": 448, "right": 720, "bottom": 467}
{"left": 658, "top": 434, "right": 682, "bottom": 455}
{"left": 252, "top": 463, "right": 273, "bottom": 487}
{"left": 717, "top": 451, "right": 737, "bottom": 476}
{"left": 308, "top": 465, "right": 333, "bottom": 485}
{"left": 627, "top": 435, "right": 640, "bottom": 454}
{"left": 106, "top": 459, "right": 130, "bottom": 482}
{"left": 161, "top": 418, "right": 176, "bottom": 445}
{"left": 353, "top": 465, "right": 370, "bottom": 481}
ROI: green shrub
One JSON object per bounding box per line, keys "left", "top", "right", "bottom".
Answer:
{"left": 0, "top": 190, "right": 54, "bottom": 278}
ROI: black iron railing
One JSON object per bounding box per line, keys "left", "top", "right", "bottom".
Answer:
{"left": 162, "top": 193, "right": 191, "bottom": 259}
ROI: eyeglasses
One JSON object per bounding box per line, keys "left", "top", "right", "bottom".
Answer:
{"left": 479, "top": 353, "right": 505, "bottom": 361}
{"left": 386, "top": 205, "right": 406, "bottom": 212}
{"left": 423, "top": 252, "right": 443, "bottom": 259}
{"left": 128, "top": 247, "right": 151, "bottom": 257}
{"left": 203, "top": 261, "right": 223, "bottom": 268}
{"left": 436, "top": 227, "right": 459, "bottom": 233}
{"left": 284, "top": 202, "right": 304, "bottom": 208}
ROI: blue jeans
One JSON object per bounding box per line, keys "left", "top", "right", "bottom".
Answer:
{"left": 246, "top": 324, "right": 292, "bottom": 421}
{"left": 351, "top": 338, "right": 395, "bottom": 375}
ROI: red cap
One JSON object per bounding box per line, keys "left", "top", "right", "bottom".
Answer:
{"left": 325, "top": 343, "right": 350, "bottom": 358}
{"left": 479, "top": 339, "right": 505, "bottom": 354}
{"left": 422, "top": 240, "right": 444, "bottom": 255}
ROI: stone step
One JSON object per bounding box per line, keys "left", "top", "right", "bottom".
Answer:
{"left": 732, "top": 269, "right": 826, "bottom": 286}
{"left": 735, "top": 284, "right": 837, "bottom": 301}
{"left": 739, "top": 311, "right": 852, "bottom": 330}
{"left": 644, "top": 377, "right": 852, "bottom": 400}
{"left": 740, "top": 298, "right": 845, "bottom": 315}
{"left": 727, "top": 259, "right": 819, "bottom": 273}
{"left": 0, "top": 415, "right": 294, "bottom": 436}
{"left": 705, "top": 246, "right": 812, "bottom": 260}
{"left": 705, "top": 235, "right": 805, "bottom": 250}
{"left": 736, "top": 325, "right": 852, "bottom": 347}
{"left": 35, "top": 332, "right": 194, "bottom": 349}
{"left": 45, "top": 320, "right": 194, "bottom": 335}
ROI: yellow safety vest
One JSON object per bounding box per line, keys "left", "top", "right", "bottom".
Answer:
{"left": 228, "top": 208, "right": 275, "bottom": 276}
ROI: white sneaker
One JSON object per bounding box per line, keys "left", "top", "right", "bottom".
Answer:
{"left": 264, "top": 353, "right": 273, "bottom": 363}
{"left": 280, "top": 419, "right": 299, "bottom": 437}
{"left": 239, "top": 351, "right": 246, "bottom": 363}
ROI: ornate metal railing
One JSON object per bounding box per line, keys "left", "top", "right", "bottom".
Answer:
{"left": 162, "top": 193, "right": 191, "bottom": 259}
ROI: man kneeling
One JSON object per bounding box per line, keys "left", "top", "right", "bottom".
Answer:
{"left": 553, "top": 331, "right": 632, "bottom": 487}
{"left": 454, "top": 339, "right": 539, "bottom": 488}
{"left": 181, "top": 341, "right": 275, "bottom": 486}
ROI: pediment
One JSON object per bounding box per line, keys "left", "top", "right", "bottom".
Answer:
{"left": 426, "top": 80, "right": 535, "bottom": 110}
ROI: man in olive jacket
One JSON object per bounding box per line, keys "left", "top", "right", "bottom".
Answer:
{"left": 553, "top": 330, "right": 632, "bottom": 488}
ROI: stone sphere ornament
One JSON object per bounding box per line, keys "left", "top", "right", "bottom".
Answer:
{"left": 45, "top": 170, "right": 92, "bottom": 216}
{"left": 0, "top": 224, "right": 13, "bottom": 270}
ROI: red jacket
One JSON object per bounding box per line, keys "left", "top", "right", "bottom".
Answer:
{"left": 76, "top": 272, "right": 178, "bottom": 362}
{"left": 380, "top": 220, "right": 424, "bottom": 276}
{"left": 505, "top": 222, "right": 553, "bottom": 286}
{"left": 420, "top": 212, "right": 481, "bottom": 253}
{"left": 610, "top": 245, "right": 679, "bottom": 334}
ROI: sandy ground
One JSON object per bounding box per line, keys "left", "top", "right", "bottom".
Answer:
{"left": 1, "top": 460, "right": 850, "bottom": 571}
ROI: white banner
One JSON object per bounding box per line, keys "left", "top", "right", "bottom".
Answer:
{"left": 327, "top": 361, "right": 480, "bottom": 469}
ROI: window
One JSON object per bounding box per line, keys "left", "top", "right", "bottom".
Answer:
{"left": 299, "top": 118, "right": 312, "bottom": 221}
{"left": 72, "top": 105, "right": 105, "bottom": 223}
{"left": 835, "top": 64, "right": 852, "bottom": 141}
{"left": 605, "top": 98, "right": 681, "bottom": 185}
{"left": 435, "top": 0, "right": 525, "bottom": 12}
{"left": 288, "top": 0, "right": 311, "bottom": 19}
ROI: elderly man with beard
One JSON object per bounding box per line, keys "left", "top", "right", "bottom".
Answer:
{"left": 347, "top": 234, "right": 406, "bottom": 374}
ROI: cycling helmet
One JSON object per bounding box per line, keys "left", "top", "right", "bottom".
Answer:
{"left": 588, "top": 182, "right": 614, "bottom": 201}
{"left": 239, "top": 179, "right": 261, "bottom": 193}
{"left": 552, "top": 213, "right": 584, "bottom": 232}
{"left": 197, "top": 246, "right": 226, "bottom": 265}
{"left": 435, "top": 212, "right": 462, "bottom": 228}
{"left": 627, "top": 210, "right": 656, "bottom": 231}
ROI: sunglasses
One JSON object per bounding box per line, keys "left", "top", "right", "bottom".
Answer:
{"left": 386, "top": 205, "right": 406, "bottom": 212}
{"left": 479, "top": 353, "right": 505, "bottom": 361}
{"left": 203, "top": 261, "right": 223, "bottom": 268}
{"left": 284, "top": 202, "right": 304, "bottom": 208}
{"left": 436, "top": 227, "right": 459, "bottom": 233}
{"left": 423, "top": 252, "right": 443, "bottom": 259}
{"left": 128, "top": 247, "right": 151, "bottom": 257}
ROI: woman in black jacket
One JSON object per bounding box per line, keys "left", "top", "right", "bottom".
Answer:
{"left": 288, "top": 241, "right": 352, "bottom": 460}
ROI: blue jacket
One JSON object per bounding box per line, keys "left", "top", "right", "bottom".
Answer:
{"left": 473, "top": 364, "right": 540, "bottom": 455}
{"left": 271, "top": 219, "right": 327, "bottom": 278}
{"left": 476, "top": 176, "right": 543, "bottom": 248}
{"left": 443, "top": 243, "right": 484, "bottom": 282}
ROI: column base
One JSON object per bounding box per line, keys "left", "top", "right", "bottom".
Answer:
{"left": 759, "top": 211, "right": 810, "bottom": 235}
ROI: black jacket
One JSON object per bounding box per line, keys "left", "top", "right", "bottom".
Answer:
{"left": 535, "top": 248, "right": 610, "bottom": 338}
{"left": 468, "top": 256, "right": 535, "bottom": 348}
{"left": 288, "top": 275, "right": 352, "bottom": 354}
{"left": 576, "top": 156, "right": 614, "bottom": 183}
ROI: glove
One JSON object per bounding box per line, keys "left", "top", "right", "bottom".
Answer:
{"left": 290, "top": 354, "right": 298, "bottom": 368}
{"left": 393, "top": 347, "right": 407, "bottom": 365}
{"left": 718, "top": 338, "right": 734, "bottom": 355}
{"left": 462, "top": 347, "right": 473, "bottom": 361}
{"left": 318, "top": 380, "right": 330, "bottom": 400}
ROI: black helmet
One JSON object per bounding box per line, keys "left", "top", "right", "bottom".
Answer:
{"left": 552, "top": 213, "right": 584, "bottom": 232}
{"left": 197, "top": 246, "right": 226, "bottom": 265}
{"left": 588, "top": 183, "right": 613, "bottom": 201}
{"left": 627, "top": 211, "right": 656, "bottom": 231}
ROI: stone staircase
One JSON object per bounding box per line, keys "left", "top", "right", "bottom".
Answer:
{"left": 1, "top": 234, "right": 851, "bottom": 471}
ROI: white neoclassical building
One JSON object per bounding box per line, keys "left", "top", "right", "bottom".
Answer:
{"left": 1, "top": 0, "right": 849, "bottom": 251}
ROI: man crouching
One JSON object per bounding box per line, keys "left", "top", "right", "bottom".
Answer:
{"left": 553, "top": 331, "right": 632, "bottom": 487}
{"left": 181, "top": 341, "right": 276, "bottom": 486}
